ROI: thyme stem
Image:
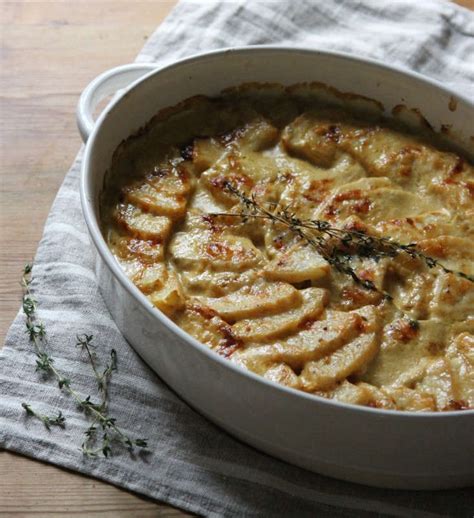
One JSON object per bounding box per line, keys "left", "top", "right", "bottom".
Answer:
{"left": 21, "top": 402, "right": 65, "bottom": 430}
{"left": 210, "top": 182, "right": 473, "bottom": 291}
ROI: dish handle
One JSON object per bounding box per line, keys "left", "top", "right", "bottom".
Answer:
{"left": 76, "top": 63, "right": 157, "bottom": 142}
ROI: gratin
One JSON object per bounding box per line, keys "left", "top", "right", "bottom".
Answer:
{"left": 101, "top": 84, "right": 474, "bottom": 412}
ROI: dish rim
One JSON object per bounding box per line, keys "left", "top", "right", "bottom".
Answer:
{"left": 80, "top": 45, "right": 474, "bottom": 419}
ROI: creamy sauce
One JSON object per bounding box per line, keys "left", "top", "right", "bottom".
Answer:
{"left": 102, "top": 85, "right": 474, "bottom": 412}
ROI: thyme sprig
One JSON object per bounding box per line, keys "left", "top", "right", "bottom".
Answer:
{"left": 76, "top": 334, "right": 117, "bottom": 412}
{"left": 21, "top": 403, "right": 65, "bottom": 430}
{"left": 21, "top": 264, "right": 148, "bottom": 458}
{"left": 209, "top": 182, "right": 474, "bottom": 297}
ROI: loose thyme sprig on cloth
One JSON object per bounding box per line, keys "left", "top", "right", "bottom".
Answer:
{"left": 21, "top": 403, "right": 65, "bottom": 430}
{"left": 20, "top": 264, "right": 148, "bottom": 458}
{"left": 209, "top": 182, "right": 474, "bottom": 298}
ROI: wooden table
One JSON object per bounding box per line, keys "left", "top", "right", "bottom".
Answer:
{"left": 0, "top": 2, "right": 189, "bottom": 515}
{"left": 1, "top": 1, "right": 472, "bottom": 515}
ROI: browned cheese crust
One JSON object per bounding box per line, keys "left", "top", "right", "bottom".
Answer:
{"left": 101, "top": 84, "right": 474, "bottom": 412}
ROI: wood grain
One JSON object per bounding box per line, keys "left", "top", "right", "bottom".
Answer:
{"left": 1, "top": 451, "right": 188, "bottom": 517}
{"left": 0, "top": 0, "right": 472, "bottom": 515}
{"left": 0, "top": 1, "right": 190, "bottom": 515}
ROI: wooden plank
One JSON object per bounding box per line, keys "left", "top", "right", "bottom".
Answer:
{"left": 1, "top": 451, "right": 188, "bottom": 517}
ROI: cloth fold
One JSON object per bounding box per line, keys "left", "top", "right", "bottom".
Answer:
{"left": 1, "top": 1, "right": 473, "bottom": 516}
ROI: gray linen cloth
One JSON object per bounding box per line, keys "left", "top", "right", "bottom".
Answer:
{"left": 1, "top": 1, "right": 473, "bottom": 516}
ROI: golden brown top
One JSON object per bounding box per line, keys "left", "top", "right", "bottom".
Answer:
{"left": 102, "top": 85, "right": 474, "bottom": 412}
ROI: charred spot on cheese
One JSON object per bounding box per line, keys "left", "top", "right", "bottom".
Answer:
{"left": 387, "top": 318, "right": 420, "bottom": 343}
{"left": 102, "top": 84, "right": 474, "bottom": 412}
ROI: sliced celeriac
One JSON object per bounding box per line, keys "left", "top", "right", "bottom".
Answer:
{"left": 233, "top": 306, "right": 378, "bottom": 373}
{"left": 112, "top": 235, "right": 164, "bottom": 264}
{"left": 232, "top": 287, "right": 329, "bottom": 342}
{"left": 192, "top": 137, "right": 226, "bottom": 173}
{"left": 124, "top": 181, "right": 188, "bottom": 219}
{"left": 315, "top": 380, "right": 374, "bottom": 406}
{"left": 148, "top": 271, "right": 185, "bottom": 316}
{"left": 114, "top": 203, "right": 172, "bottom": 241}
{"left": 262, "top": 363, "right": 300, "bottom": 389}
{"left": 263, "top": 243, "right": 330, "bottom": 282}
{"left": 446, "top": 333, "right": 474, "bottom": 407}
{"left": 170, "top": 230, "right": 263, "bottom": 272}
{"left": 174, "top": 304, "right": 239, "bottom": 354}
{"left": 123, "top": 163, "right": 193, "bottom": 219}
{"left": 195, "top": 281, "right": 301, "bottom": 321}
{"left": 300, "top": 331, "right": 379, "bottom": 391}
{"left": 281, "top": 113, "right": 339, "bottom": 168}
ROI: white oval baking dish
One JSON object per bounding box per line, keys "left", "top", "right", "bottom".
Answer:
{"left": 77, "top": 47, "right": 474, "bottom": 490}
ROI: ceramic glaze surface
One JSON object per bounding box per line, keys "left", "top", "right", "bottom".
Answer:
{"left": 79, "top": 48, "right": 474, "bottom": 489}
